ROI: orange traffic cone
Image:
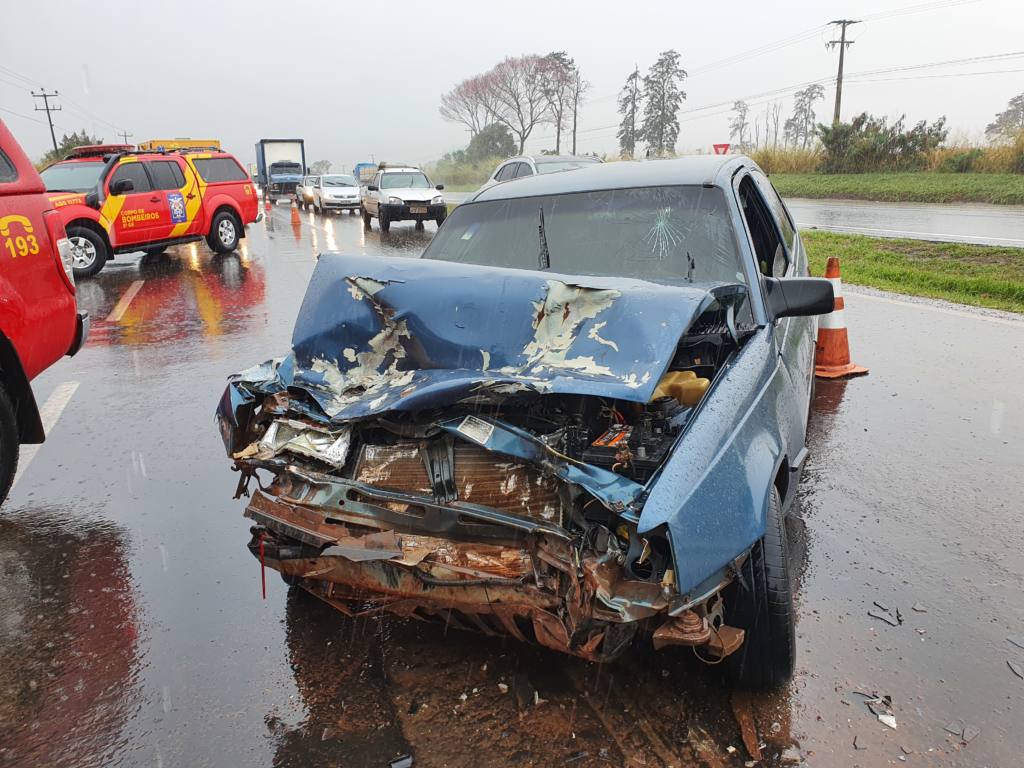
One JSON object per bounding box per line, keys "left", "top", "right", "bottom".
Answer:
{"left": 264, "top": 198, "right": 272, "bottom": 211}
{"left": 814, "top": 257, "right": 868, "bottom": 379}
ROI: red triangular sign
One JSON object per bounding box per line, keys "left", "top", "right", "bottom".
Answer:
{"left": 713, "top": 143, "right": 730, "bottom": 155}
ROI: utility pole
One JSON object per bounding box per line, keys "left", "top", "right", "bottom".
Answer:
{"left": 118, "top": 130, "right": 133, "bottom": 144}
{"left": 32, "top": 89, "right": 61, "bottom": 153}
{"left": 826, "top": 19, "right": 859, "bottom": 125}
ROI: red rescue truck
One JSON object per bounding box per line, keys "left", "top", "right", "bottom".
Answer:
{"left": 41, "top": 145, "right": 261, "bottom": 277}
{"left": 0, "top": 120, "right": 88, "bottom": 503}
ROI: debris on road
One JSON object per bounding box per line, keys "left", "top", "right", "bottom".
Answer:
{"left": 497, "top": 682, "right": 509, "bottom": 694}
{"left": 731, "top": 692, "right": 763, "bottom": 761}
{"left": 1008, "top": 635, "right": 1024, "bottom": 650}
{"left": 853, "top": 734, "right": 867, "bottom": 750}
{"left": 867, "top": 606, "right": 901, "bottom": 627}
{"left": 944, "top": 720, "right": 981, "bottom": 744}
{"left": 1008, "top": 660, "right": 1024, "bottom": 680}
{"left": 911, "top": 602, "right": 928, "bottom": 613}
{"left": 390, "top": 755, "right": 414, "bottom": 768}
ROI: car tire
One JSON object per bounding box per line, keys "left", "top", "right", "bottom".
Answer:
{"left": 379, "top": 210, "right": 390, "bottom": 234}
{"left": 142, "top": 246, "right": 167, "bottom": 256}
{"left": 362, "top": 207, "right": 372, "bottom": 229}
{"left": 208, "top": 210, "right": 240, "bottom": 253}
{"left": 0, "top": 382, "right": 19, "bottom": 506}
{"left": 67, "top": 225, "right": 109, "bottom": 278}
{"left": 724, "top": 485, "right": 795, "bottom": 689}
{"left": 435, "top": 213, "right": 446, "bottom": 227}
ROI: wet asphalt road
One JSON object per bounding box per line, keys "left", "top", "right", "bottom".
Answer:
{"left": 2, "top": 204, "right": 1022, "bottom": 767}
{"left": 447, "top": 192, "right": 1024, "bottom": 247}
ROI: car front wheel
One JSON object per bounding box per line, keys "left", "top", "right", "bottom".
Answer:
{"left": 67, "top": 225, "right": 109, "bottom": 278}
{"left": 0, "top": 382, "right": 19, "bottom": 506}
{"left": 724, "top": 485, "right": 795, "bottom": 689}
{"left": 208, "top": 211, "right": 240, "bottom": 253}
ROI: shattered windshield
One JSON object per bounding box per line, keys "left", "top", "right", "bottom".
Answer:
{"left": 422, "top": 185, "right": 746, "bottom": 286}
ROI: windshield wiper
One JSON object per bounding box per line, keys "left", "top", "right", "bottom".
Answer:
{"left": 537, "top": 207, "right": 550, "bottom": 270}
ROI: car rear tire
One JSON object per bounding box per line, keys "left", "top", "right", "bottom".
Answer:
{"left": 67, "top": 226, "right": 108, "bottom": 278}
{"left": 361, "top": 207, "right": 372, "bottom": 229}
{"left": 0, "top": 382, "right": 19, "bottom": 506}
{"left": 724, "top": 485, "right": 795, "bottom": 689}
{"left": 379, "top": 210, "right": 390, "bottom": 234}
{"left": 208, "top": 210, "right": 240, "bottom": 253}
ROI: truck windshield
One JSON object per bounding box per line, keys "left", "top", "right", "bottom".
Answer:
{"left": 381, "top": 172, "right": 430, "bottom": 189}
{"left": 324, "top": 175, "right": 357, "bottom": 187}
{"left": 40, "top": 161, "right": 105, "bottom": 192}
{"left": 421, "top": 185, "right": 746, "bottom": 288}
{"left": 271, "top": 163, "right": 302, "bottom": 174}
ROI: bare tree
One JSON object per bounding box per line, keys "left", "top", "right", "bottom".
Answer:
{"left": 439, "top": 76, "right": 489, "bottom": 137}
{"left": 482, "top": 56, "right": 552, "bottom": 154}
{"left": 540, "top": 52, "right": 575, "bottom": 153}
{"left": 729, "top": 101, "right": 750, "bottom": 150}
{"left": 570, "top": 65, "right": 590, "bottom": 155}
{"left": 767, "top": 101, "right": 783, "bottom": 147}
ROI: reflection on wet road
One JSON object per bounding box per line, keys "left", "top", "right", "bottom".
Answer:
{"left": 2, "top": 204, "right": 1021, "bottom": 766}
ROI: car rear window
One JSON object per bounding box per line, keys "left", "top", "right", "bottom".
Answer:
{"left": 192, "top": 157, "right": 249, "bottom": 183}
{"left": 147, "top": 160, "right": 186, "bottom": 190}
{"left": 0, "top": 149, "right": 16, "bottom": 183}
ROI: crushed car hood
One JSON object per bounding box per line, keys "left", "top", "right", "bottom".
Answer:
{"left": 222, "top": 253, "right": 729, "bottom": 424}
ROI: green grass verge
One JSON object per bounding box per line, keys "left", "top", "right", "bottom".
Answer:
{"left": 772, "top": 173, "right": 1024, "bottom": 205}
{"left": 802, "top": 231, "right": 1024, "bottom": 313}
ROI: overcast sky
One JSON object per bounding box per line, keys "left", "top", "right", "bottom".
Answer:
{"left": 2, "top": 0, "right": 1021, "bottom": 169}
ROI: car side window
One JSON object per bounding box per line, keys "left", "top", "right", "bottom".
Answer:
{"left": 0, "top": 148, "right": 17, "bottom": 183}
{"left": 513, "top": 163, "right": 533, "bottom": 179}
{"left": 110, "top": 162, "right": 152, "bottom": 193}
{"left": 738, "top": 175, "right": 787, "bottom": 277}
{"left": 495, "top": 164, "right": 513, "bottom": 182}
{"left": 750, "top": 171, "right": 795, "bottom": 253}
{"left": 146, "top": 160, "right": 186, "bottom": 190}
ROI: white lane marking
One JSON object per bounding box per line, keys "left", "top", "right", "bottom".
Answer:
{"left": 11, "top": 380, "right": 80, "bottom": 490}
{"left": 799, "top": 222, "right": 1024, "bottom": 247}
{"left": 847, "top": 290, "right": 1024, "bottom": 328}
{"left": 106, "top": 280, "right": 145, "bottom": 322}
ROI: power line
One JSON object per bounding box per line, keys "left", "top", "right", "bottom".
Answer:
{"left": 118, "top": 130, "right": 133, "bottom": 144}
{"left": 32, "top": 89, "right": 61, "bottom": 153}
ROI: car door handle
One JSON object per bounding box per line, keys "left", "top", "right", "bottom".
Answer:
{"left": 186, "top": 193, "right": 196, "bottom": 199}
{"left": 149, "top": 196, "right": 160, "bottom": 203}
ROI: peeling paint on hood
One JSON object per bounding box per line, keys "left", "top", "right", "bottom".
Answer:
{"left": 227, "top": 254, "right": 726, "bottom": 423}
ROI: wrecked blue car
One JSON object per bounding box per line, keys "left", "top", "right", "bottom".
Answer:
{"left": 217, "top": 157, "right": 833, "bottom": 688}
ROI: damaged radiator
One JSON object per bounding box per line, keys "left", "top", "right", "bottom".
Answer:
{"left": 353, "top": 441, "right": 563, "bottom": 524}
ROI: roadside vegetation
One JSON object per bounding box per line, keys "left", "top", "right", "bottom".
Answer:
{"left": 802, "top": 231, "right": 1024, "bottom": 313}
{"left": 771, "top": 171, "right": 1024, "bottom": 204}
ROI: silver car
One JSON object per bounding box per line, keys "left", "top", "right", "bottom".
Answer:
{"left": 479, "top": 154, "right": 601, "bottom": 192}
{"left": 295, "top": 175, "right": 319, "bottom": 209}
{"left": 313, "top": 174, "right": 361, "bottom": 215}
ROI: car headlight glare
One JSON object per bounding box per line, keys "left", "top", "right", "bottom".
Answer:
{"left": 388, "top": 196, "right": 404, "bottom": 204}
{"left": 431, "top": 195, "right": 444, "bottom": 204}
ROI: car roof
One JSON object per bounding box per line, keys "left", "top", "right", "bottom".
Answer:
{"left": 473, "top": 155, "right": 749, "bottom": 202}
{"left": 502, "top": 154, "right": 599, "bottom": 164}
{"left": 380, "top": 167, "right": 421, "bottom": 173}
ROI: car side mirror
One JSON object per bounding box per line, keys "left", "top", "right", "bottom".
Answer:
{"left": 110, "top": 178, "right": 134, "bottom": 195}
{"left": 435, "top": 184, "right": 444, "bottom": 190}
{"left": 84, "top": 188, "right": 101, "bottom": 209}
{"left": 763, "top": 277, "right": 834, "bottom": 319}
{"left": 367, "top": 184, "right": 379, "bottom": 192}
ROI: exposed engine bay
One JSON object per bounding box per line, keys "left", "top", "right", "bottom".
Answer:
{"left": 223, "top": 284, "right": 753, "bottom": 663}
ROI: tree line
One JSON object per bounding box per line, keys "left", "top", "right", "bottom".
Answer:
{"left": 440, "top": 52, "right": 589, "bottom": 155}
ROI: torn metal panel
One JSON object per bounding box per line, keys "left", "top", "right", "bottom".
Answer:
{"left": 222, "top": 254, "right": 719, "bottom": 425}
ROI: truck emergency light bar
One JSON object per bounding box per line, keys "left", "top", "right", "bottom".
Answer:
{"left": 66, "top": 144, "right": 134, "bottom": 159}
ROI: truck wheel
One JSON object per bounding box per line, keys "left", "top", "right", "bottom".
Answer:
{"left": 0, "top": 382, "right": 19, "bottom": 506}
{"left": 361, "top": 207, "right": 372, "bottom": 229}
{"left": 724, "top": 485, "right": 795, "bottom": 690}
{"left": 379, "top": 211, "right": 390, "bottom": 234}
{"left": 208, "top": 211, "right": 240, "bottom": 253}
{"left": 67, "top": 226, "right": 109, "bottom": 278}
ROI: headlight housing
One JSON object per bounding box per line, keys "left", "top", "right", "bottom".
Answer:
{"left": 388, "top": 196, "right": 404, "bottom": 204}
{"left": 431, "top": 195, "right": 444, "bottom": 205}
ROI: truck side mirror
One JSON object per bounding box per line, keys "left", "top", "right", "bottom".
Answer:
{"left": 367, "top": 184, "right": 379, "bottom": 192}
{"left": 110, "top": 178, "right": 134, "bottom": 195}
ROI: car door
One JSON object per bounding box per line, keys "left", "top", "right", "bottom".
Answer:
{"left": 735, "top": 171, "right": 810, "bottom": 451}
{"left": 144, "top": 159, "right": 191, "bottom": 242}
{"left": 367, "top": 172, "right": 382, "bottom": 213}
{"left": 104, "top": 160, "right": 161, "bottom": 247}
{"left": 513, "top": 162, "right": 534, "bottom": 179}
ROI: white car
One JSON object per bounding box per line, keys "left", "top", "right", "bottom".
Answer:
{"left": 295, "top": 175, "right": 319, "bottom": 209}
{"left": 479, "top": 154, "right": 601, "bottom": 192}
{"left": 360, "top": 164, "right": 447, "bottom": 233}
{"left": 313, "top": 174, "right": 361, "bottom": 215}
